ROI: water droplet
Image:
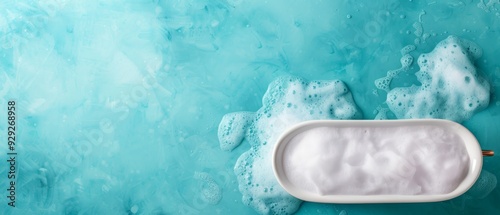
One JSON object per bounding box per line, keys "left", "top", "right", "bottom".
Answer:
{"left": 130, "top": 205, "right": 139, "bottom": 214}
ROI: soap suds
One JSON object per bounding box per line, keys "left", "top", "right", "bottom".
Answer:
{"left": 477, "top": 0, "right": 500, "bottom": 13}
{"left": 386, "top": 36, "right": 490, "bottom": 122}
{"left": 375, "top": 46, "right": 414, "bottom": 92}
{"left": 218, "top": 112, "right": 255, "bottom": 151}
{"left": 218, "top": 76, "right": 362, "bottom": 214}
{"left": 283, "top": 125, "right": 469, "bottom": 195}
{"left": 194, "top": 172, "right": 223, "bottom": 204}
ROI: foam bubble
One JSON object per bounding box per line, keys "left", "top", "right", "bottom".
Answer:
{"left": 386, "top": 36, "right": 490, "bottom": 122}
{"left": 400, "top": 54, "right": 414, "bottom": 68}
{"left": 374, "top": 76, "right": 392, "bottom": 92}
{"left": 220, "top": 76, "right": 362, "bottom": 214}
{"left": 413, "top": 22, "right": 423, "bottom": 37}
{"left": 400, "top": 45, "right": 416, "bottom": 55}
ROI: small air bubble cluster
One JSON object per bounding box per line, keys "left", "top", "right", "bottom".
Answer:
{"left": 400, "top": 54, "right": 414, "bottom": 68}
{"left": 412, "top": 22, "right": 423, "bottom": 37}
{"left": 460, "top": 39, "right": 483, "bottom": 59}
{"left": 400, "top": 45, "right": 416, "bottom": 55}
{"left": 194, "top": 172, "right": 223, "bottom": 205}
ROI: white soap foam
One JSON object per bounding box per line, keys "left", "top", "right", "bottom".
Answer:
{"left": 283, "top": 125, "right": 470, "bottom": 195}
{"left": 400, "top": 45, "right": 416, "bottom": 55}
{"left": 220, "top": 76, "right": 362, "bottom": 214}
{"left": 386, "top": 36, "right": 490, "bottom": 122}
{"left": 218, "top": 112, "right": 255, "bottom": 151}
{"left": 374, "top": 48, "right": 414, "bottom": 92}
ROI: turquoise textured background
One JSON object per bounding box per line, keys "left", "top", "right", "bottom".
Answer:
{"left": 0, "top": 0, "right": 499, "bottom": 214}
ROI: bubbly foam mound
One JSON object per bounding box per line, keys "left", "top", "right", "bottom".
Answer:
{"left": 218, "top": 76, "right": 362, "bottom": 214}
{"left": 386, "top": 36, "right": 490, "bottom": 122}
{"left": 283, "top": 125, "right": 470, "bottom": 195}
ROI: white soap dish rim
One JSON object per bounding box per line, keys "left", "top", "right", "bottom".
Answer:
{"left": 272, "top": 119, "right": 483, "bottom": 203}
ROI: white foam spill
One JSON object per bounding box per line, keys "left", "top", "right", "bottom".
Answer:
{"left": 220, "top": 76, "right": 362, "bottom": 214}
{"left": 283, "top": 125, "right": 470, "bottom": 195}
{"left": 218, "top": 112, "right": 255, "bottom": 151}
{"left": 386, "top": 36, "right": 490, "bottom": 122}
{"left": 375, "top": 50, "right": 414, "bottom": 92}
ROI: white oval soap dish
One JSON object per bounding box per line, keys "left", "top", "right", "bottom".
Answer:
{"left": 272, "top": 119, "right": 493, "bottom": 203}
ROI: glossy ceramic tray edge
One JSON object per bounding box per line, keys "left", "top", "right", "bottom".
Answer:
{"left": 272, "top": 119, "right": 483, "bottom": 203}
